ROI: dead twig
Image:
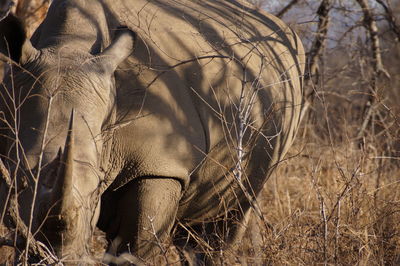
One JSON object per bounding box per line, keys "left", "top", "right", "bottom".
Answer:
{"left": 276, "top": 0, "right": 299, "bottom": 18}
{"left": 375, "top": 0, "right": 400, "bottom": 42}
{"left": 0, "top": 158, "right": 58, "bottom": 264}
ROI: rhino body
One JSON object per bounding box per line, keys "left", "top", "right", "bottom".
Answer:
{"left": 0, "top": 0, "right": 304, "bottom": 263}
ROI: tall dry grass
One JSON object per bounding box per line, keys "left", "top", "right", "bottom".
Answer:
{"left": 245, "top": 129, "right": 400, "bottom": 265}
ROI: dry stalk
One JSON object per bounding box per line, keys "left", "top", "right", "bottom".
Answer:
{"left": 334, "top": 199, "right": 340, "bottom": 264}
{"left": 310, "top": 164, "right": 328, "bottom": 265}
{"left": 0, "top": 159, "right": 58, "bottom": 264}
{"left": 0, "top": 59, "right": 58, "bottom": 263}
{"left": 24, "top": 96, "right": 53, "bottom": 262}
{"left": 147, "top": 215, "right": 167, "bottom": 257}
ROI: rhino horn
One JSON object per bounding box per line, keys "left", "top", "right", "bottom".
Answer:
{"left": 53, "top": 109, "right": 75, "bottom": 213}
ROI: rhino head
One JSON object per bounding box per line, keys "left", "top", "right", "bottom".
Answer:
{"left": 0, "top": 15, "right": 135, "bottom": 261}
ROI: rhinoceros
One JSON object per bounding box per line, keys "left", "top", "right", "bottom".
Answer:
{"left": 0, "top": 0, "right": 304, "bottom": 264}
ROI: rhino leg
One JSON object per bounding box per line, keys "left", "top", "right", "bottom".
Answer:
{"left": 103, "top": 177, "right": 181, "bottom": 263}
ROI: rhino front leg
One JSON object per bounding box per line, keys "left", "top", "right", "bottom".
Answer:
{"left": 103, "top": 177, "right": 181, "bottom": 264}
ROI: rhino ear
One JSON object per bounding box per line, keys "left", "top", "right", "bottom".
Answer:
{"left": 98, "top": 27, "right": 136, "bottom": 73}
{"left": 0, "top": 14, "right": 39, "bottom": 64}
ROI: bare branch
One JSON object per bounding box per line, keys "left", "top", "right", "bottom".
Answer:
{"left": 306, "top": 0, "right": 333, "bottom": 87}
{"left": 301, "top": 0, "right": 333, "bottom": 119}
{"left": 0, "top": 158, "right": 58, "bottom": 263}
{"left": 355, "top": 0, "right": 391, "bottom": 139}
{"left": 375, "top": 0, "right": 400, "bottom": 42}
{"left": 276, "top": 0, "right": 299, "bottom": 18}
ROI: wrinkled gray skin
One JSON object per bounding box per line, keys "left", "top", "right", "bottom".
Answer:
{"left": 0, "top": 0, "right": 304, "bottom": 264}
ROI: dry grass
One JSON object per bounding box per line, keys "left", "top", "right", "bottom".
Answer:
{"left": 223, "top": 47, "right": 400, "bottom": 264}
{"left": 252, "top": 136, "right": 400, "bottom": 265}
{"left": 178, "top": 119, "right": 398, "bottom": 265}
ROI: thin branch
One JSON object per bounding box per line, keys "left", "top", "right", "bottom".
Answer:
{"left": 0, "top": 159, "right": 57, "bottom": 264}
{"left": 24, "top": 96, "right": 53, "bottom": 262}
{"left": 0, "top": 157, "right": 12, "bottom": 186}
{"left": 375, "top": 0, "right": 400, "bottom": 42}
{"left": 306, "top": 0, "right": 333, "bottom": 88}
{"left": 276, "top": 0, "right": 299, "bottom": 18}
{"left": 301, "top": 0, "right": 333, "bottom": 121}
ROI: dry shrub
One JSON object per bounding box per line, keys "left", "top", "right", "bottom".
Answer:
{"left": 200, "top": 123, "right": 399, "bottom": 265}
{"left": 251, "top": 138, "right": 400, "bottom": 265}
